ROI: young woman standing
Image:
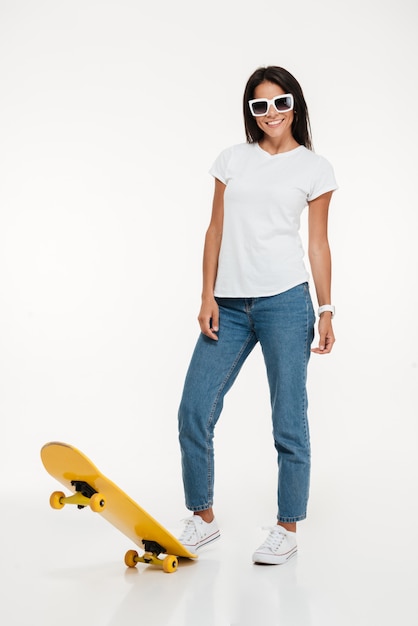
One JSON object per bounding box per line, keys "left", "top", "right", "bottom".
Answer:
{"left": 178, "top": 66, "right": 337, "bottom": 565}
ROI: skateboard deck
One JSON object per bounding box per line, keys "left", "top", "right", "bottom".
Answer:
{"left": 40, "top": 441, "right": 197, "bottom": 573}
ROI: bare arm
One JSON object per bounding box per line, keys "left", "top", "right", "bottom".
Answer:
{"left": 308, "top": 190, "right": 335, "bottom": 354}
{"left": 198, "top": 178, "right": 225, "bottom": 340}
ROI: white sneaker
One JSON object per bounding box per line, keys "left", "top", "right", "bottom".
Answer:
{"left": 252, "top": 526, "right": 297, "bottom": 565}
{"left": 178, "top": 515, "right": 220, "bottom": 551}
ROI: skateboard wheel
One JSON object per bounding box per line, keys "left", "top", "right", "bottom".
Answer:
{"left": 163, "top": 555, "right": 178, "bottom": 573}
{"left": 90, "top": 493, "right": 106, "bottom": 512}
{"left": 50, "top": 491, "right": 66, "bottom": 509}
{"left": 124, "top": 550, "right": 139, "bottom": 568}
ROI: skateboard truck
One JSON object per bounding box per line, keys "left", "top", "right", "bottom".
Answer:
{"left": 69, "top": 481, "right": 102, "bottom": 509}
{"left": 124, "top": 542, "right": 179, "bottom": 573}
{"left": 49, "top": 481, "right": 106, "bottom": 513}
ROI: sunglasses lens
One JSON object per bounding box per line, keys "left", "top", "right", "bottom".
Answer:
{"left": 274, "top": 95, "right": 293, "bottom": 111}
{"left": 251, "top": 101, "right": 268, "bottom": 116}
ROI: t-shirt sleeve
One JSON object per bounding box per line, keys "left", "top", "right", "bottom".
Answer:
{"left": 308, "top": 156, "right": 338, "bottom": 201}
{"left": 208, "top": 146, "right": 232, "bottom": 184}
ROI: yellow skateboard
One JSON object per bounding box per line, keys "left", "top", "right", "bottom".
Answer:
{"left": 40, "top": 441, "right": 197, "bottom": 573}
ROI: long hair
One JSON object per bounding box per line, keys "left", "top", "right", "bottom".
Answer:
{"left": 243, "top": 66, "right": 313, "bottom": 150}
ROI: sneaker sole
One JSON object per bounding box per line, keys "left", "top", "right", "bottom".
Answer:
{"left": 252, "top": 546, "right": 297, "bottom": 565}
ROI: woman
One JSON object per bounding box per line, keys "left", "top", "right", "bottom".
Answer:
{"left": 178, "top": 66, "right": 337, "bottom": 565}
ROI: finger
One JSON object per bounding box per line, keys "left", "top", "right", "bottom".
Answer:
{"left": 312, "top": 333, "right": 335, "bottom": 354}
{"left": 211, "top": 310, "right": 219, "bottom": 333}
{"left": 205, "top": 327, "right": 219, "bottom": 341}
{"left": 312, "top": 345, "right": 331, "bottom": 354}
{"left": 198, "top": 316, "right": 219, "bottom": 341}
{"left": 318, "top": 330, "right": 328, "bottom": 352}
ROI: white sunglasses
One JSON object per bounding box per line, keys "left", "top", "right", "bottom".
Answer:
{"left": 248, "top": 93, "right": 294, "bottom": 116}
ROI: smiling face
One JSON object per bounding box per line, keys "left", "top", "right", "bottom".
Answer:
{"left": 252, "top": 81, "right": 297, "bottom": 149}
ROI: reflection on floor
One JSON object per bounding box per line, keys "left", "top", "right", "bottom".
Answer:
{"left": 2, "top": 486, "right": 416, "bottom": 626}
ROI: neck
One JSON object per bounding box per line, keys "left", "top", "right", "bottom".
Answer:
{"left": 259, "top": 136, "right": 300, "bottom": 155}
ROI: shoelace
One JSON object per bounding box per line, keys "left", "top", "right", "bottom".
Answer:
{"left": 259, "top": 526, "right": 286, "bottom": 551}
{"left": 179, "top": 517, "right": 200, "bottom": 543}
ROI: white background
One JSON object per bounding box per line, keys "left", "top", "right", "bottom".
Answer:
{"left": 0, "top": 1, "right": 417, "bottom": 623}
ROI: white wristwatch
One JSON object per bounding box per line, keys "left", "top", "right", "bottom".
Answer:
{"left": 318, "top": 304, "right": 335, "bottom": 318}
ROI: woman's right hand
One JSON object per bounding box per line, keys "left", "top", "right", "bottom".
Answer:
{"left": 198, "top": 297, "right": 219, "bottom": 341}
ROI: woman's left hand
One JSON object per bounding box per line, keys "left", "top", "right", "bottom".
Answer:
{"left": 311, "top": 314, "right": 335, "bottom": 354}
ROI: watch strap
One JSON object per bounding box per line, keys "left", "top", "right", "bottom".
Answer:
{"left": 318, "top": 304, "right": 335, "bottom": 318}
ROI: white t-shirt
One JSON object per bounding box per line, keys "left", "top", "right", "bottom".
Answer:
{"left": 209, "top": 143, "right": 338, "bottom": 297}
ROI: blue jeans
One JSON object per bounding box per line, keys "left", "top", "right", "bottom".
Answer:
{"left": 178, "top": 283, "right": 315, "bottom": 523}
